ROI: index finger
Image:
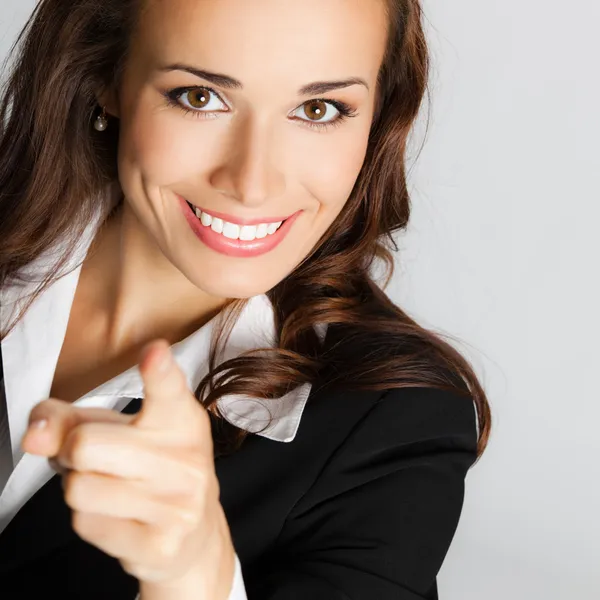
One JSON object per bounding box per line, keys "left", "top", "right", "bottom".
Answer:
{"left": 22, "top": 399, "right": 132, "bottom": 457}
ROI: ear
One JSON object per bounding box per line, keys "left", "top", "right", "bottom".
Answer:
{"left": 96, "top": 84, "right": 120, "bottom": 118}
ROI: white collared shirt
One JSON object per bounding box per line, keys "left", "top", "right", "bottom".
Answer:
{"left": 0, "top": 207, "right": 313, "bottom": 599}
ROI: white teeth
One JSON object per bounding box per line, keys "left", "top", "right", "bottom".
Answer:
{"left": 222, "top": 222, "right": 240, "bottom": 239}
{"left": 239, "top": 225, "right": 257, "bottom": 241}
{"left": 256, "top": 223, "right": 268, "bottom": 239}
{"left": 266, "top": 221, "right": 282, "bottom": 235}
{"left": 192, "top": 206, "right": 284, "bottom": 240}
{"left": 200, "top": 211, "right": 212, "bottom": 226}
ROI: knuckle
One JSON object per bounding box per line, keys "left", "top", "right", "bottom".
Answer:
{"left": 71, "top": 511, "right": 93, "bottom": 541}
{"left": 184, "top": 465, "right": 214, "bottom": 502}
{"left": 188, "top": 461, "right": 211, "bottom": 486}
{"left": 170, "top": 507, "right": 199, "bottom": 533}
{"left": 63, "top": 472, "right": 85, "bottom": 509}
{"left": 152, "top": 530, "right": 181, "bottom": 561}
{"left": 63, "top": 425, "right": 92, "bottom": 468}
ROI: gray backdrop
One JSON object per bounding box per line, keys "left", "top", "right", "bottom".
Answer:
{"left": 1, "top": 1, "right": 598, "bottom": 598}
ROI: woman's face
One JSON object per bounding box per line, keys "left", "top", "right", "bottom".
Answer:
{"left": 110, "top": 0, "right": 388, "bottom": 298}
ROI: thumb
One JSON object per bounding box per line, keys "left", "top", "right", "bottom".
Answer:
{"left": 133, "top": 339, "right": 204, "bottom": 442}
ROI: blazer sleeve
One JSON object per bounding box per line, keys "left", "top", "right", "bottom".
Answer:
{"left": 244, "top": 386, "right": 479, "bottom": 600}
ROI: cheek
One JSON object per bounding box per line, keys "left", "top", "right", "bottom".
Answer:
{"left": 301, "top": 131, "right": 370, "bottom": 218}
{"left": 120, "top": 110, "right": 221, "bottom": 184}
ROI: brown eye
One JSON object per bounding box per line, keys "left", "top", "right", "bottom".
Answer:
{"left": 171, "top": 86, "right": 228, "bottom": 114}
{"left": 292, "top": 99, "right": 342, "bottom": 127}
{"left": 186, "top": 88, "right": 211, "bottom": 109}
{"left": 303, "top": 100, "right": 328, "bottom": 121}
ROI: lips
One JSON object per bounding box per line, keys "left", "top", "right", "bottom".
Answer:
{"left": 185, "top": 200, "right": 287, "bottom": 241}
{"left": 179, "top": 195, "right": 300, "bottom": 258}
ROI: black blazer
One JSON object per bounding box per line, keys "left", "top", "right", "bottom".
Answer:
{"left": 0, "top": 335, "right": 478, "bottom": 600}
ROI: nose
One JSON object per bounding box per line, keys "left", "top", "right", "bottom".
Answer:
{"left": 208, "top": 116, "right": 286, "bottom": 208}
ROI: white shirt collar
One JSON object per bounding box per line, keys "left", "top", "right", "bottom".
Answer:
{"left": 0, "top": 206, "right": 312, "bottom": 451}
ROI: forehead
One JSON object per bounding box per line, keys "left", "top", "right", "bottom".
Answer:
{"left": 134, "top": 0, "right": 388, "bottom": 90}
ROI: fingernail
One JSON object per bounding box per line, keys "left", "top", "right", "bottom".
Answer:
{"left": 29, "top": 418, "right": 48, "bottom": 430}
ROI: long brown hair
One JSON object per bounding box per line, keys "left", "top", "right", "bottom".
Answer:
{"left": 0, "top": 0, "right": 491, "bottom": 460}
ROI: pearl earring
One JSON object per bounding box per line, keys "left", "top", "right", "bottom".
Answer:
{"left": 94, "top": 106, "right": 108, "bottom": 131}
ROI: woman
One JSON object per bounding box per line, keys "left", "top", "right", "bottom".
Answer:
{"left": 0, "top": 0, "right": 491, "bottom": 598}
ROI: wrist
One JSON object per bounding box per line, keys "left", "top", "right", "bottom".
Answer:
{"left": 139, "top": 508, "right": 236, "bottom": 600}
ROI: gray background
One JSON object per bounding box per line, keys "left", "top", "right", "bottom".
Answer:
{"left": 1, "top": 1, "right": 599, "bottom": 598}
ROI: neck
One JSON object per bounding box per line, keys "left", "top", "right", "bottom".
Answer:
{"left": 79, "top": 199, "right": 227, "bottom": 354}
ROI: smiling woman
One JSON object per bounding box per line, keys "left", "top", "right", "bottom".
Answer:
{"left": 0, "top": 0, "right": 491, "bottom": 599}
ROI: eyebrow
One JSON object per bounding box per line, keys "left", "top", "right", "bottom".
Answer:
{"left": 158, "top": 63, "right": 369, "bottom": 96}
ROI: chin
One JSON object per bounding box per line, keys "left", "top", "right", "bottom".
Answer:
{"left": 187, "top": 269, "right": 279, "bottom": 300}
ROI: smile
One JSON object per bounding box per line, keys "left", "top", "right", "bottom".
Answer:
{"left": 178, "top": 195, "right": 301, "bottom": 258}
{"left": 186, "top": 200, "right": 286, "bottom": 241}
